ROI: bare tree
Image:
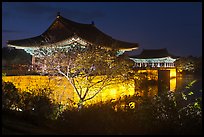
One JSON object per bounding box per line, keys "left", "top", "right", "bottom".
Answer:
{"left": 32, "top": 44, "right": 133, "bottom": 109}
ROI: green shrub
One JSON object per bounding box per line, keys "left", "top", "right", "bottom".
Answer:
{"left": 18, "top": 88, "right": 62, "bottom": 120}
{"left": 2, "top": 81, "right": 63, "bottom": 120}
{"left": 2, "top": 81, "right": 20, "bottom": 110}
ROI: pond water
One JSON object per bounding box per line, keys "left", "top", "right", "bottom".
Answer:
{"left": 176, "top": 74, "right": 202, "bottom": 92}
{"left": 88, "top": 74, "right": 202, "bottom": 106}
{"left": 131, "top": 74, "right": 202, "bottom": 101}
{"left": 175, "top": 74, "right": 202, "bottom": 104}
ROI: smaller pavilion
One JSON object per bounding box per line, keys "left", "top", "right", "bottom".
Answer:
{"left": 129, "top": 48, "right": 178, "bottom": 68}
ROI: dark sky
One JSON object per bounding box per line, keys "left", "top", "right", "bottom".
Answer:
{"left": 2, "top": 2, "right": 202, "bottom": 57}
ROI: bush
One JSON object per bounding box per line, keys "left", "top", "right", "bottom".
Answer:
{"left": 2, "top": 80, "right": 202, "bottom": 134}
{"left": 2, "top": 81, "right": 20, "bottom": 110}
{"left": 18, "top": 88, "right": 62, "bottom": 120}
{"left": 57, "top": 89, "right": 202, "bottom": 134}
{"left": 2, "top": 80, "right": 63, "bottom": 120}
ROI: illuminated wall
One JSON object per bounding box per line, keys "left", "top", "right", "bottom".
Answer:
{"left": 2, "top": 76, "right": 135, "bottom": 107}
{"left": 2, "top": 76, "right": 74, "bottom": 105}
{"left": 2, "top": 69, "right": 177, "bottom": 107}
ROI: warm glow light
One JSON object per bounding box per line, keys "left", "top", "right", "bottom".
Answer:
{"left": 138, "top": 69, "right": 158, "bottom": 80}
{"left": 137, "top": 68, "right": 177, "bottom": 93}
{"left": 169, "top": 68, "right": 177, "bottom": 78}
{"left": 2, "top": 69, "right": 177, "bottom": 107}
{"left": 129, "top": 102, "right": 135, "bottom": 109}
{"left": 170, "top": 78, "right": 176, "bottom": 91}
{"left": 2, "top": 76, "right": 135, "bottom": 107}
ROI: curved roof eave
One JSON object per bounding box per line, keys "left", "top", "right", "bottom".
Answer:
{"left": 7, "top": 14, "right": 139, "bottom": 50}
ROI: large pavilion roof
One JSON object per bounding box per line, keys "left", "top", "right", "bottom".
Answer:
{"left": 129, "top": 48, "right": 178, "bottom": 59}
{"left": 7, "top": 14, "right": 139, "bottom": 50}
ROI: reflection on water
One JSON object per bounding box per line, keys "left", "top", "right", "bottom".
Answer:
{"left": 94, "top": 74, "right": 201, "bottom": 106}
{"left": 176, "top": 75, "right": 197, "bottom": 92}
{"left": 170, "top": 78, "right": 176, "bottom": 91}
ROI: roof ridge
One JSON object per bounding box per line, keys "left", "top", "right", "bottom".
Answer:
{"left": 142, "top": 48, "right": 166, "bottom": 51}
{"left": 7, "top": 13, "right": 139, "bottom": 50}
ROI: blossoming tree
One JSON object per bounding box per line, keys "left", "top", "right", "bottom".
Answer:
{"left": 32, "top": 45, "right": 133, "bottom": 109}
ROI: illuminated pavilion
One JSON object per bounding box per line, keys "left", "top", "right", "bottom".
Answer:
{"left": 129, "top": 48, "right": 178, "bottom": 91}
{"left": 129, "top": 48, "right": 177, "bottom": 68}
{"left": 7, "top": 13, "right": 139, "bottom": 67}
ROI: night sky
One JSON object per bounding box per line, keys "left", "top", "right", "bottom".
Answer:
{"left": 2, "top": 2, "right": 202, "bottom": 57}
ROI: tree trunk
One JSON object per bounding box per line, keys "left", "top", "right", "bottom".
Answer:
{"left": 77, "top": 99, "right": 84, "bottom": 110}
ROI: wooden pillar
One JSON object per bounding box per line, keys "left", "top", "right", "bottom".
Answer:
{"left": 31, "top": 55, "right": 35, "bottom": 70}
{"left": 32, "top": 55, "right": 35, "bottom": 65}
